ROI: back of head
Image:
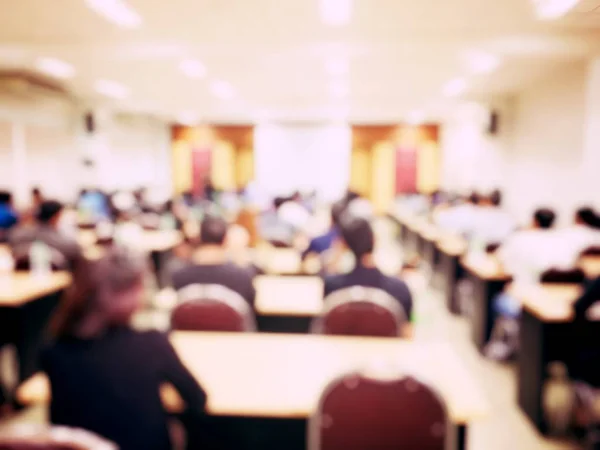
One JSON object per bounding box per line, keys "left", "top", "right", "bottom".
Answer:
{"left": 339, "top": 216, "right": 374, "bottom": 259}
{"left": 467, "top": 191, "right": 481, "bottom": 206}
{"left": 575, "top": 207, "right": 600, "bottom": 228}
{"left": 534, "top": 208, "right": 556, "bottom": 229}
{"left": 0, "top": 190, "right": 12, "bottom": 206}
{"left": 51, "top": 248, "right": 146, "bottom": 339}
{"left": 200, "top": 215, "right": 228, "bottom": 245}
{"left": 489, "top": 189, "right": 502, "bottom": 207}
{"left": 37, "top": 200, "right": 64, "bottom": 225}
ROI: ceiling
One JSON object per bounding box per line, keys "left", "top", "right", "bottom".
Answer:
{"left": 0, "top": 0, "right": 599, "bottom": 123}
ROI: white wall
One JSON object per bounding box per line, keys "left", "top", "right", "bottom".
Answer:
{"left": 255, "top": 123, "right": 351, "bottom": 201}
{"left": 505, "top": 63, "right": 587, "bottom": 226}
{"left": 0, "top": 101, "right": 172, "bottom": 207}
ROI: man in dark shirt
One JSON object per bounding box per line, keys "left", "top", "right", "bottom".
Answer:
{"left": 172, "top": 215, "right": 256, "bottom": 306}
{"left": 323, "top": 216, "right": 413, "bottom": 324}
{"left": 10, "top": 200, "right": 82, "bottom": 269}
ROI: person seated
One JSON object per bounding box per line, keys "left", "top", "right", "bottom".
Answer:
{"left": 302, "top": 199, "right": 347, "bottom": 259}
{"left": 42, "top": 250, "right": 208, "bottom": 450}
{"left": 557, "top": 207, "right": 600, "bottom": 256}
{"left": 433, "top": 191, "right": 481, "bottom": 237}
{"left": 497, "top": 208, "right": 576, "bottom": 280}
{"left": 469, "top": 190, "right": 517, "bottom": 248}
{"left": 172, "top": 215, "right": 256, "bottom": 306}
{"left": 323, "top": 216, "right": 413, "bottom": 325}
{"left": 0, "top": 191, "right": 18, "bottom": 232}
{"left": 10, "top": 200, "right": 82, "bottom": 269}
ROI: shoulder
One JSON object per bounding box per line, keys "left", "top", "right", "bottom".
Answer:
{"left": 323, "top": 274, "right": 348, "bottom": 295}
{"left": 383, "top": 275, "right": 412, "bottom": 299}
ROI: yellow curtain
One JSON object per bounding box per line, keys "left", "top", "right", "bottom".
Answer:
{"left": 417, "top": 140, "right": 440, "bottom": 194}
{"left": 236, "top": 147, "right": 254, "bottom": 188}
{"left": 371, "top": 141, "right": 395, "bottom": 214}
{"left": 172, "top": 140, "right": 192, "bottom": 194}
{"left": 211, "top": 141, "right": 236, "bottom": 191}
{"left": 350, "top": 147, "right": 371, "bottom": 197}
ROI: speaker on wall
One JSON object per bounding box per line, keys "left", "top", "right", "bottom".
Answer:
{"left": 488, "top": 110, "right": 499, "bottom": 135}
{"left": 84, "top": 112, "right": 96, "bottom": 134}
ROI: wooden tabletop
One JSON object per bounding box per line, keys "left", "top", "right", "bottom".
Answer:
{"left": 580, "top": 256, "right": 600, "bottom": 278}
{"left": 0, "top": 271, "right": 71, "bottom": 307}
{"left": 460, "top": 253, "right": 511, "bottom": 281}
{"left": 17, "top": 332, "right": 490, "bottom": 424}
{"left": 507, "top": 283, "right": 583, "bottom": 322}
{"left": 436, "top": 235, "right": 468, "bottom": 257}
{"left": 254, "top": 275, "right": 323, "bottom": 316}
{"left": 78, "top": 230, "right": 182, "bottom": 253}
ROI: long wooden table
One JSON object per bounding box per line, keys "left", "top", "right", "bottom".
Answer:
{"left": 507, "top": 283, "right": 589, "bottom": 434}
{"left": 254, "top": 275, "right": 323, "bottom": 333}
{"left": 460, "top": 254, "right": 512, "bottom": 351}
{"left": 18, "top": 332, "right": 490, "bottom": 450}
{"left": 0, "top": 272, "right": 71, "bottom": 386}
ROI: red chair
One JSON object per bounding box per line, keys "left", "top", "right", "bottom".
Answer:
{"left": 0, "top": 425, "right": 116, "bottom": 450}
{"left": 308, "top": 371, "right": 448, "bottom": 450}
{"left": 312, "top": 287, "right": 407, "bottom": 337}
{"left": 540, "top": 267, "right": 585, "bottom": 284}
{"left": 171, "top": 284, "right": 256, "bottom": 332}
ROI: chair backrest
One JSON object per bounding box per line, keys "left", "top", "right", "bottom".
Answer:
{"left": 308, "top": 371, "right": 448, "bottom": 450}
{"left": 0, "top": 425, "right": 116, "bottom": 450}
{"left": 171, "top": 284, "right": 256, "bottom": 332}
{"left": 539, "top": 267, "right": 586, "bottom": 284}
{"left": 312, "top": 286, "right": 406, "bottom": 337}
{"left": 12, "top": 246, "right": 69, "bottom": 272}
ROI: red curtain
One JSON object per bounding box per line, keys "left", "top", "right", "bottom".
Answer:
{"left": 192, "top": 148, "right": 212, "bottom": 197}
{"left": 395, "top": 147, "right": 417, "bottom": 194}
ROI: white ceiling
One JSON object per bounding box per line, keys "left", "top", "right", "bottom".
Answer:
{"left": 0, "top": 0, "right": 599, "bottom": 123}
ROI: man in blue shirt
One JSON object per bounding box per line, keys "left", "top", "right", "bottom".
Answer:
{"left": 0, "top": 191, "right": 18, "bottom": 231}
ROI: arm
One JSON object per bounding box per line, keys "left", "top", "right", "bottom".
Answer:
{"left": 574, "top": 277, "right": 600, "bottom": 319}
{"left": 153, "top": 332, "right": 207, "bottom": 415}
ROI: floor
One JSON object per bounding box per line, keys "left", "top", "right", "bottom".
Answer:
{"left": 0, "top": 218, "right": 582, "bottom": 449}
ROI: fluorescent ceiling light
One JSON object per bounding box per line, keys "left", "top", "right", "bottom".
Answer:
{"left": 464, "top": 51, "right": 502, "bottom": 75}
{"left": 326, "top": 58, "right": 349, "bottom": 76}
{"left": 329, "top": 80, "right": 349, "bottom": 98}
{"left": 319, "top": 0, "right": 353, "bottom": 26}
{"left": 443, "top": 78, "right": 468, "bottom": 97}
{"left": 179, "top": 59, "right": 206, "bottom": 78}
{"left": 210, "top": 80, "right": 235, "bottom": 99}
{"left": 532, "top": 0, "right": 580, "bottom": 19}
{"left": 35, "top": 57, "right": 75, "bottom": 79}
{"left": 95, "top": 79, "right": 129, "bottom": 99}
{"left": 85, "top": 0, "right": 142, "bottom": 28}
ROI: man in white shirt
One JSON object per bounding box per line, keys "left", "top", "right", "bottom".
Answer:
{"left": 470, "top": 190, "right": 517, "bottom": 246}
{"left": 556, "top": 207, "right": 600, "bottom": 257}
{"left": 433, "top": 192, "right": 480, "bottom": 237}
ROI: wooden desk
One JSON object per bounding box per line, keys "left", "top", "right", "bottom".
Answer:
{"left": 507, "top": 283, "right": 588, "bottom": 434}
{"left": 580, "top": 256, "right": 600, "bottom": 278}
{"left": 460, "top": 254, "right": 512, "bottom": 351}
{"left": 436, "top": 235, "right": 467, "bottom": 314}
{"left": 0, "top": 272, "right": 71, "bottom": 307}
{"left": 254, "top": 275, "right": 323, "bottom": 333}
{"left": 19, "top": 332, "right": 489, "bottom": 450}
{"left": 0, "top": 272, "right": 71, "bottom": 384}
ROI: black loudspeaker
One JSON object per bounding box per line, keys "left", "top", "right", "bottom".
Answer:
{"left": 84, "top": 112, "right": 95, "bottom": 134}
{"left": 488, "top": 110, "right": 499, "bottom": 135}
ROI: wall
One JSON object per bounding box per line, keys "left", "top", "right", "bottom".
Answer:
{"left": 505, "top": 62, "right": 587, "bottom": 225}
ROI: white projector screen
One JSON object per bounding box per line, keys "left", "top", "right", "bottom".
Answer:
{"left": 254, "top": 123, "right": 351, "bottom": 201}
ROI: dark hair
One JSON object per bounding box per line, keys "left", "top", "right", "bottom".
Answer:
{"left": 50, "top": 249, "right": 145, "bottom": 339}
{"left": 575, "top": 207, "right": 600, "bottom": 228}
{"left": 0, "top": 191, "right": 12, "bottom": 205}
{"left": 467, "top": 191, "right": 481, "bottom": 205}
{"left": 339, "top": 216, "right": 374, "bottom": 259}
{"left": 37, "top": 200, "right": 64, "bottom": 224}
{"left": 200, "top": 215, "right": 228, "bottom": 245}
{"left": 489, "top": 189, "right": 502, "bottom": 207}
{"left": 32, "top": 186, "right": 42, "bottom": 196}
{"left": 534, "top": 208, "right": 556, "bottom": 229}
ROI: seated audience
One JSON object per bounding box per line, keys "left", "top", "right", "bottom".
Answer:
{"left": 0, "top": 191, "right": 18, "bottom": 231}
{"left": 557, "top": 207, "right": 600, "bottom": 256}
{"left": 433, "top": 191, "right": 480, "bottom": 237}
{"left": 470, "top": 190, "right": 516, "bottom": 245}
{"left": 323, "top": 216, "right": 413, "bottom": 321}
{"left": 10, "top": 200, "right": 82, "bottom": 269}
{"left": 302, "top": 199, "right": 347, "bottom": 258}
{"left": 43, "top": 250, "right": 208, "bottom": 450}
{"left": 172, "top": 215, "right": 256, "bottom": 306}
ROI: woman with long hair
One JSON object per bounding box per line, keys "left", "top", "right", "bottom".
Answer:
{"left": 43, "top": 249, "right": 207, "bottom": 450}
